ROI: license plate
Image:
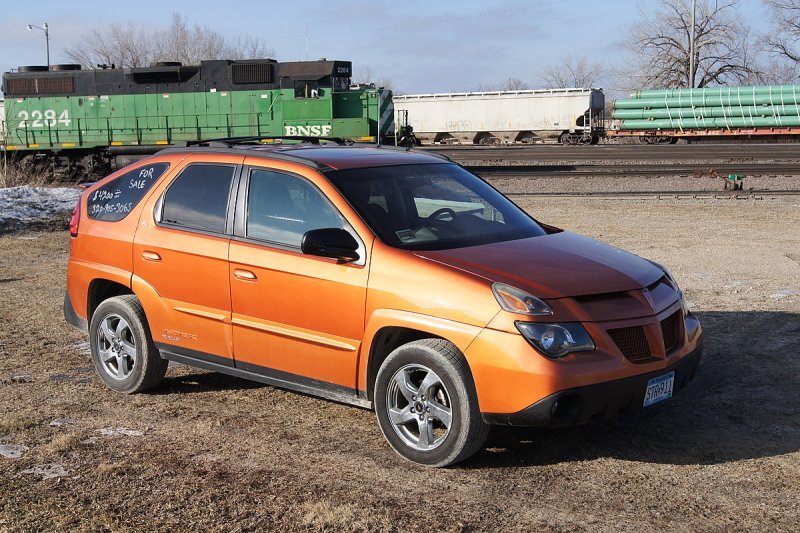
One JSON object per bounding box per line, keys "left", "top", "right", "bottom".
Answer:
{"left": 643, "top": 371, "right": 675, "bottom": 407}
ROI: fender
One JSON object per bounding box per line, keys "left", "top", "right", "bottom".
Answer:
{"left": 130, "top": 273, "right": 170, "bottom": 340}
{"left": 67, "top": 258, "right": 133, "bottom": 320}
{"left": 357, "top": 308, "right": 483, "bottom": 392}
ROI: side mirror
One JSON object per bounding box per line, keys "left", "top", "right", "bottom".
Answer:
{"left": 301, "top": 228, "right": 360, "bottom": 262}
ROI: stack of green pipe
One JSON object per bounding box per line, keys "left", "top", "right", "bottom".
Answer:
{"left": 613, "top": 84, "right": 800, "bottom": 130}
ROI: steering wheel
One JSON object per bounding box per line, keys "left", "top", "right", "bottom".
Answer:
{"left": 427, "top": 207, "right": 457, "bottom": 222}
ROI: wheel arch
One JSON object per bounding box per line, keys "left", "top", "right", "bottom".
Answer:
{"left": 87, "top": 278, "right": 134, "bottom": 324}
{"left": 359, "top": 309, "right": 483, "bottom": 401}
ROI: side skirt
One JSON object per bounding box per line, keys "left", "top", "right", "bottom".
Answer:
{"left": 156, "top": 343, "right": 372, "bottom": 409}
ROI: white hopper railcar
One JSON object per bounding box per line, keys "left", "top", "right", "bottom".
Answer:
{"left": 393, "top": 88, "right": 604, "bottom": 145}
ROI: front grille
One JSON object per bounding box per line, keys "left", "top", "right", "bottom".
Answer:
{"left": 608, "top": 325, "right": 654, "bottom": 363}
{"left": 660, "top": 311, "right": 681, "bottom": 354}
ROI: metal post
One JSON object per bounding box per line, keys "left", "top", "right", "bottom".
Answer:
{"left": 26, "top": 23, "right": 49, "bottom": 67}
{"left": 44, "top": 23, "right": 49, "bottom": 68}
{"left": 689, "top": 0, "right": 696, "bottom": 88}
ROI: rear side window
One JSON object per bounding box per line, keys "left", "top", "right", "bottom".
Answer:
{"left": 87, "top": 163, "right": 169, "bottom": 221}
{"left": 161, "top": 164, "right": 235, "bottom": 234}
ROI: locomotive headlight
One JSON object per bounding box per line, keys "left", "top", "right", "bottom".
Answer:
{"left": 492, "top": 283, "right": 552, "bottom": 316}
{"left": 515, "top": 322, "right": 595, "bottom": 359}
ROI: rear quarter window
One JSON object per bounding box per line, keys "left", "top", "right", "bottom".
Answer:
{"left": 87, "top": 163, "right": 169, "bottom": 221}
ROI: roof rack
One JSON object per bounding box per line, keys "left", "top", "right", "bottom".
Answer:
{"left": 175, "top": 136, "right": 355, "bottom": 147}
{"left": 372, "top": 143, "right": 452, "bottom": 162}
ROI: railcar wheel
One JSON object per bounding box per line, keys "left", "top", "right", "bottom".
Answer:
{"left": 374, "top": 339, "right": 489, "bottom": 467}
{"left": 89, "top": 295, "right": 167, "bottom": 394}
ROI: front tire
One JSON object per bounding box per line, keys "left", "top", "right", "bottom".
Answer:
{"left": 374, "top": 339, "right": 489, "bottom": 467}
{"left": 89, "top": 295, "right": 167, "bottom": 394}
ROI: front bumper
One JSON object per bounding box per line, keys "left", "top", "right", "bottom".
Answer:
{"left": 482, "top": 344, "right": 702, "bottom": 426}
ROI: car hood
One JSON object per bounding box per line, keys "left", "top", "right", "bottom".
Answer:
{"left": 413, "top": 231, "right": 663, "bottom": 299}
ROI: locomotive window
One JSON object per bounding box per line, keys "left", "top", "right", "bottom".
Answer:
{"left": 294, "top": 80, "right": 319, "bottom": 99}
{"left": 333, "top": 77, "right": 351, "bottom": 90}
{"left": 160, "top": 164, "right": 235, "bottom": 234}
{"left": 87, "top": 163, "right": 169, "bottom": 222}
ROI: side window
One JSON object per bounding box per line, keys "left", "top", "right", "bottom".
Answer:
{"left": 294, "top": 80, "right": 319, "bottom": 98}
{"left": 161, "top": 164, "right": 235, "bottom": 234}
{"left": 87, "top": 162, "right": 169, "bottom": 221}
{"left": 246, "top": 169, "right": 343, "bottom": 247}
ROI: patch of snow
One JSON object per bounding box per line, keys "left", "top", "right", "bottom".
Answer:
{"left": 49, "top": 418, "right": 76, "bottom": 427}
{"left": 21, "top": 463, "right": 68, "bottom": 480}
{"left": 71, "top": 341, "right": 91, "bottom": 358}
{"left": 771, "top": 288, "right": 800, "bottom": 299}
{"left": 0, "top": 185, "right": 80, "bottom": 229}
{"left": 0, "top": 444, "right": 29, "bottom": 459}
{"left": 97, "top": 427, "right": 144, "bottom": 437}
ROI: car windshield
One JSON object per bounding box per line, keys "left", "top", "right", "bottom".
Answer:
{"left": 326, "top": 163, "right": 547, "bottom": 250}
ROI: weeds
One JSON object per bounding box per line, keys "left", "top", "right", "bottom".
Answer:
{"left": 0, "top": 162, "right": 81, "bottom": 188}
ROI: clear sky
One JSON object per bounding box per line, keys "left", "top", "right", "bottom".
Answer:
{"left": 0, "top": 0, "right": 774, "bottom": 95}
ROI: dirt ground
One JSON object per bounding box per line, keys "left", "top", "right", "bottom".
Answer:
{"left": 1, "top": 189, "right": 799, "bottom": 532}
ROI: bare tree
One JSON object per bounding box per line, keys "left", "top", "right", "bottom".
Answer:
{"left": 66, "top": 23, "right": 155, "bottom": 68}
{"left": 353, "top": 66, "right": 394, "bottom": 90}
{"left": 471, "top": 78, "right": 530, "bottom": 92}
{"left": 539, "top": 55, "right": 605, "bottom": 88}
{"left": 623, "top": 0, "right": 756, "bottom": 88}
{"left": 763, "top": 1, "right": 800, "bottom": 66}
{"left": 65, "top": 12, "right": 273, "bottom": 68}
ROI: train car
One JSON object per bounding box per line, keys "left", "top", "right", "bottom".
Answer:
{"left": 393, "top": 88, "right": 605, "bottom": 145}
{"left": 1, "top": 59, "right": 394, "bottom": 174}
{"left": 610, "top": 84, "right": 800, "bottom": 143}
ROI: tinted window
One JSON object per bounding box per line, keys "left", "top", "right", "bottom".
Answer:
{"left": 326, "top": 163, "right": 546, "bottom": 250}
{"left": 87, "top": 163, "right": 169, "bottom": 221}
{"left": 161, "top": 164, "right": 234, "bottom": 234}
{"left": 246, "top": 169, "right": 343, "bottom": 247}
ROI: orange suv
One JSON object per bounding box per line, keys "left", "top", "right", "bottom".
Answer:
{"left": 64, "top": 138, "right": 702, "bottom": 466}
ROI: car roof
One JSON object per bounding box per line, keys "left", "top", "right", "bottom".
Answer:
{"left": 157, "top": 143, "right": 451, "bottom": 171}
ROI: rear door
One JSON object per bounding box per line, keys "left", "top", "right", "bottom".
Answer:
{"left": 228, "top": 164, "right": 369, "bottom": 392}
{"left": 133, "top": 156, "right": 243, "bottom": 364}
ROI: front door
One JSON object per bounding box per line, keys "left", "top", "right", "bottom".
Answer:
{"left": 229, "top": 166, "right": 369, "bottom": 390}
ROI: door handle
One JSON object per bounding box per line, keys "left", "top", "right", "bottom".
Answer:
{"left": 234, "top": 269, "right": 257, "bottom": 281}
{"left": 141, "top": 251, "right": 162, "bottom": 262}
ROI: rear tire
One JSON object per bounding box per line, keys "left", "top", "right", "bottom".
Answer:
{"left": 89, "top": 295, "right": 167, "bottom": 394}
{"left": 374, "top": 339, "right": 489, "bottom": 467}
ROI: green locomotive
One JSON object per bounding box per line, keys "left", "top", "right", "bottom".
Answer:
{"left": 1, "top": 59, "right": 394, "bottom": 173}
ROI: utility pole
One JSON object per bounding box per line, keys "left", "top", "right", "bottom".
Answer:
{"left": 689, "top": 0, "right": 696, "bottom": 88}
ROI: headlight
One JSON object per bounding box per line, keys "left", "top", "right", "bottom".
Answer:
{"left": 516, "top": 322, "right": 595, "bottom": 358}
{"left": 647, "top": 260, "right": 689, "bottom": 314}
{"left": 492, "top": 283, "right": 552, "bottom": 316}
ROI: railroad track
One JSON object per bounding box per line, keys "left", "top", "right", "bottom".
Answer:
{"left": 426, "top": 143, "right": 800, "bottom": 163}
{"left": 502, "top": 189, "right": 800, "bottom": 199}
{"left": 464, "top": 163, "right": 800, "bottom": 177}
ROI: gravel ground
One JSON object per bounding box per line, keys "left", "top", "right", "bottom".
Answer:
{"left": 1, "top": 183, "right": 799, "bottom": 531}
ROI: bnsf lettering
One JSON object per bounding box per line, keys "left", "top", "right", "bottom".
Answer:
{"left": 284, "top": 125, "right": 333, "bottom": 137}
